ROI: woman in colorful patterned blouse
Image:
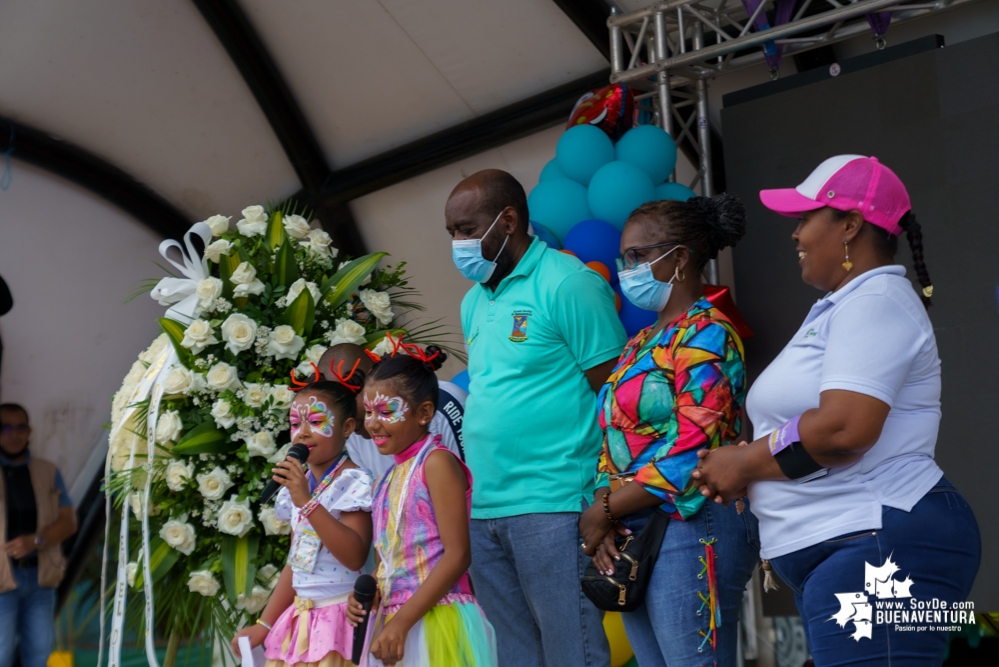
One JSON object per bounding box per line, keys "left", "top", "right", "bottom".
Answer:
{"left": 579, "top": 195, "right": 759, "bottom": 667}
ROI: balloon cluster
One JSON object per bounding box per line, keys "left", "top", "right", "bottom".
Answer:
{"left": 529, "top": 123, "right": 697, "bottom": 337}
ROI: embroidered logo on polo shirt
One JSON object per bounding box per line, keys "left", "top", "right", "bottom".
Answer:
{"left": 803, "top": 328, "right": 818, "bottom": 338}
{"left": 509, "top": 310, "right": 531, "bottom": 342}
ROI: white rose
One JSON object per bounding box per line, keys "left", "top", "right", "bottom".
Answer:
{"left": 282, "top": 214, "right": 311, "bottom": 239}
{"left": 270, "top": 385, "right": 294, "bottom": 411}
{"left": 188, "top": 570, "right": 220, "bottom": 596}
{"left": 203, "top": 215, "right": 231, "bottom": 236}
{"left": 220, "top": 313, "right": 258, "bottom": 356}
{"left": 257, "top": 563, "right": 279, "bottom": 588}
{"left": 162, "top": 365, "right": 200, "bottom": 395}
{"left": 211, "top": 399, "right": 237, "bottom": 429}
{"left": 359, "top": 289, "right": 394, "bottom": 326}
{"left": 267, "top": 443, "right": 292, "bottom": 464}
{"left": 126, "top": 562, "right": 139, "bottom": 588}
{"left": 206, "top": 362, "right": 241, "bottom": 391}
{"left": 304, "top": 344, "right": 326, "bottom": 365}
{"left": 129, "top": 493, "right": 143, "bottom": 520}
{"left": 301, "top": 229, "right": 337, "bottom": 258}
{"left": 236, "top": 585, "right": 271, "bottom": 614}
{"left": 159, "top": 518, "right": 197, "bottom": 556}
{"left": 259, "top": 507, "right": 291, "bottom": 536}
{"left": 155, "top": 411, "right": 183, "bottom": 445}
{"left": 164, "top": 460, "right": 194, "bottom": 492}
{"left": 266, "top": 325, "right": 305, "bottom": 361}
{"left": 197, "top": 466, "right": 234, "bottom": 501}
{"left": 243, "top": 382, "right": 271, "bottom": 409}
{"left": 286, "top": 278, "right": 323, "bottom": 306}
{"left": 229, "top": 262, "right": 266, "bottom": 297}
{"left": 194, "top": 278, "right": 224, "bottom": 313}
{"left": 180, "top": 319, "right": 218, "bottom": 354}
{"left": 217, "top": 496, "right": 254, "bottom": 537}
{"left": 246, "top": 431, "right": 277, "bottom": 459}
{"left": 327, "top": 319, "right": 366, "bottom": 346}
{"left": 236, "top": 205, "right": 268, "bottom": 237}
{"left": 371, "top": 335, "right": 395, "bottom": 358}
{"left": 203, "top": 239, "right": 233, "bottom": 263}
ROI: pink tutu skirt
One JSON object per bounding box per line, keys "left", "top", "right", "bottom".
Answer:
{"left": 264, "top": 595, "right": 355, "bottom": 667}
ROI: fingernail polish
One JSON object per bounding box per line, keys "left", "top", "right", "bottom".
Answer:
{"left": 625, "top": 529, "right": 633, "bottom": 534}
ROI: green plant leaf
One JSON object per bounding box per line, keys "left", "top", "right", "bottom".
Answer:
{"left": 133, "top": 536, "right": 182, "bottom": 589}
{"left": 172, "top": 420, "right": 236, "bottom": 455}
{"left": 273, "top": 240, "right": 298, "bottom": 288}
{"left": 266, "top": 211, "right": 285, "bottom": 251}
{"left": 280, "top": 287, "right": 315, "bottom": 338}
{"left": 320, "top": 252, "right": 387, "bottom": 309}
{"left": 218, "top": 253, "right": 241, "bottom": 300}
{"left": 158, "top": 318, "right": 195, "bottom": 369}
{"left": 221, "top": 533, "right": 259, "bottom": 605}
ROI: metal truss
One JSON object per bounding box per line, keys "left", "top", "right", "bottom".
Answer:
{"left": 608, "top": 0, "right": 979, "bottom": 282}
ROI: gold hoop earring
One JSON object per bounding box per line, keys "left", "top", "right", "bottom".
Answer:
{"left": 842, "top": 241, "right": 853, "bottom": 272}
{"left": 673, "top": 267, "right": 685, "bottom": 283}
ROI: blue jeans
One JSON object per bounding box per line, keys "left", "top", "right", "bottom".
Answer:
{"left": 770, "top": 479, "right": 981, "bottom": 667}
{"left": 618, "top": 500, "right": 760, "bottom": 667}
{"left": 0, "top": 567, "right": 57, "bottom": 667}
{"left": 470, "top": 511, "right": 611, "bottom": 667}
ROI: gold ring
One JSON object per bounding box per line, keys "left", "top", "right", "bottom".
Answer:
{"left": 581, "top": 542, "right": 587, "bottom": 549}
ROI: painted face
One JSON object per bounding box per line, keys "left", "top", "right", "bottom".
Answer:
{"left": 363, "top": 392, "right": 410, "bottom": 424}
{"left": 289, "top": 395, "right": 335, "bottom": 440}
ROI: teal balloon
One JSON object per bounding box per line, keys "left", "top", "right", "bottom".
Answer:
{"left": 556, "top": 125, "right": 615, "bottom": 185}
{"left": 655, "top": 181, "right": 698, "bottom": 202}
{"left": 587, "top": 161, "right": 656, "bottom": 230}
{"left": 528, "top": 178, "right": 592, "bottom": 239}
{"left": 616, "top": 124, "right": 677, "bottom": 184}
{"left": 539, "top": 158, "right": 567, "bottom": 182}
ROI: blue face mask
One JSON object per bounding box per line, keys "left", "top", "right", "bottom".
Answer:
{"left": 451, "top": 210, "right": 509, "bottom": 283}
{"left": 617, "top": 245, "right": 680, "bottom": 311}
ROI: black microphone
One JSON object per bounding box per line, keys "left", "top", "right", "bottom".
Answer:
{"left": 258, "top": 443, "right": 310, "bottom": 505}
{"left": 351, "top": 574, "right": 378, "bottom": 664}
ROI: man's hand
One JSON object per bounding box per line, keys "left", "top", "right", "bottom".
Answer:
{"left": 3, "top": 534, "right": 37, "bottom": 560}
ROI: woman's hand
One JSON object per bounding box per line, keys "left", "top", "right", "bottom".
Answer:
{"left": 691, "top": 444, "right": 750, "bottom": 504}
{"left": 230, "top": 623, "right": 268, "bottom": 659}
{"left": 591, "top": 530, "right": 626, "bottom": 576}
{"left": 346, "top": 589, "right": 380, "bottom": 627}
{"left": 579, "top": 499, "right": 615, "bottom": 558}
{"left": 272, "top": 456, "right": 311, "bottom": 507}
{"left": 370, "top": 618, "right": 410, "bottom": 666}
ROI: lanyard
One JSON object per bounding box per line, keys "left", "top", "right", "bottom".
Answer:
{"left": 308, "top": 453, "right": 347, "bottom": 494}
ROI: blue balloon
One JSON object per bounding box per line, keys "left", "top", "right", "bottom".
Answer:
{"left": 655, "top": 182, "right": 697, "bottom": 202}
{"left": 450, "top": 369, "right": 470, "bottom": 393}
{"left": 617, "top": 287, "right": 657, "bottom": 337}
{"left": 539, "top": 158, "right": 567, "bottom": 182}
{"left": 556, "top": 125, "right": 615, "bottom": 185}
{"left": 562, "top": 219, "right": 621, "bottom": 271}
{"left": 530, "top": 222, "right": 562, "bottom": 249}
{"left": 587, "top": 161, "right": 656, "bottom": 230}
{"left": 528, "top": 178, "right": 592, "bottom": 240}
{"left": 616, "top": 125, "right": 678, "bottom": 184}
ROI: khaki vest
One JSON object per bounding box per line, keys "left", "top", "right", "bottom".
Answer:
{"left": 0, "top": 457, "right": 67, "bottom": 592}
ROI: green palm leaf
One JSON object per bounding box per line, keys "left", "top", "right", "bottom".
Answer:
{"left": 320, "top": 252, "right": 387, "bottom": 309}
{"left": 281, "top": 287, "right": 315, "bottom": 338}
{"left": 221, "top": 534, "right": 259, "bottom": 605}
{"left": 172, "top": 421, "right": 236, "bottom": 455}
{"left": 158, "top": 318, "right": 195, "bottom": 369}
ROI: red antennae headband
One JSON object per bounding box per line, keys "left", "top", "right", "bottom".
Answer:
{"left": 289, "top": 362, "right": 320, "bottom": 391}
{"left": 329, "top": 357, "right": 362, "bottom": 391}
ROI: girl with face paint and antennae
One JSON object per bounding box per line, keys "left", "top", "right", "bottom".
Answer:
{"left": 346, "top": 345, "right": 497, "bottom": 667}
{"left": 232, "top": 379, "right": 375, "bottom": 667}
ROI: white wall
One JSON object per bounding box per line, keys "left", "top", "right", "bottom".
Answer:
{"left": 0, "top": 161, "right": 165, "bottom": 492}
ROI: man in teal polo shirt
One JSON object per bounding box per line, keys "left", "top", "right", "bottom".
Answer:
{"left": 446, "top": 170, "right": 626, "bottom": 667}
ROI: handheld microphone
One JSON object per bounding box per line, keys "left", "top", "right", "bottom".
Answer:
{"left": 258, "top": 443, "right": 310, "bottom": 505}
{"left": 351, "top": 574, "right": 378, "bottom": 664}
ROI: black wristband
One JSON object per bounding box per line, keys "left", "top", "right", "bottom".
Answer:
{"left": 773, "top": 442, "right": 828, "bottom": 482}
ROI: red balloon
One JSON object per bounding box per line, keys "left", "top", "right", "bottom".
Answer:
{"left": 615, "top": 293, "right": 622, "bottom": 312}
{"left": 586, "top": 261, "right": 611, "bottom": 283}
{"left": 560, "top": 249, "right": 578, "bottom": 257}
{"left": 567, "top": 84, "right": 636, "bottom": 141}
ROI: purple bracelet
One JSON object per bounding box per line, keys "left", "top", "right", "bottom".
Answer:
{"left": 768, "top": 414, "right": 802, "bottom": 455}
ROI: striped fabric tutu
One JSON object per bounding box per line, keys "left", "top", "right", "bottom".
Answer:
{"left": 360, "top": 598, "right": 496, "bottom": 667}
{"left": 264, "top": 595, "right": 354, "bottom": 667}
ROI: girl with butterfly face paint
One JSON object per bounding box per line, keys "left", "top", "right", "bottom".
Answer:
{"left": 233, "top": 381, "right": 374, "bottom": 667}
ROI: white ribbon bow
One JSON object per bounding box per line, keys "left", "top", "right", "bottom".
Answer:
{"left": 150, "top": 222, "right": 213, "bottom": 322}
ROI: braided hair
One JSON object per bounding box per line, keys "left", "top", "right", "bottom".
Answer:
{"left": 844, "top": 210, "right": 934, "bottom": 309}
{"left": 627, "top": 193, "right": 748, "bottom": 272}
{"left": 366, "top": 346, "right": 448, "bottom": 410}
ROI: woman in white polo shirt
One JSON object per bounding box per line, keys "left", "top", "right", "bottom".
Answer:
{"left": 692, "top": 155, "right": 980, "bottom": 666}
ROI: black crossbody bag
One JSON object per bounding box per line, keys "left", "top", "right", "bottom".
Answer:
{"left": 580, "top": 508, "right": 670, "bottom": 612}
